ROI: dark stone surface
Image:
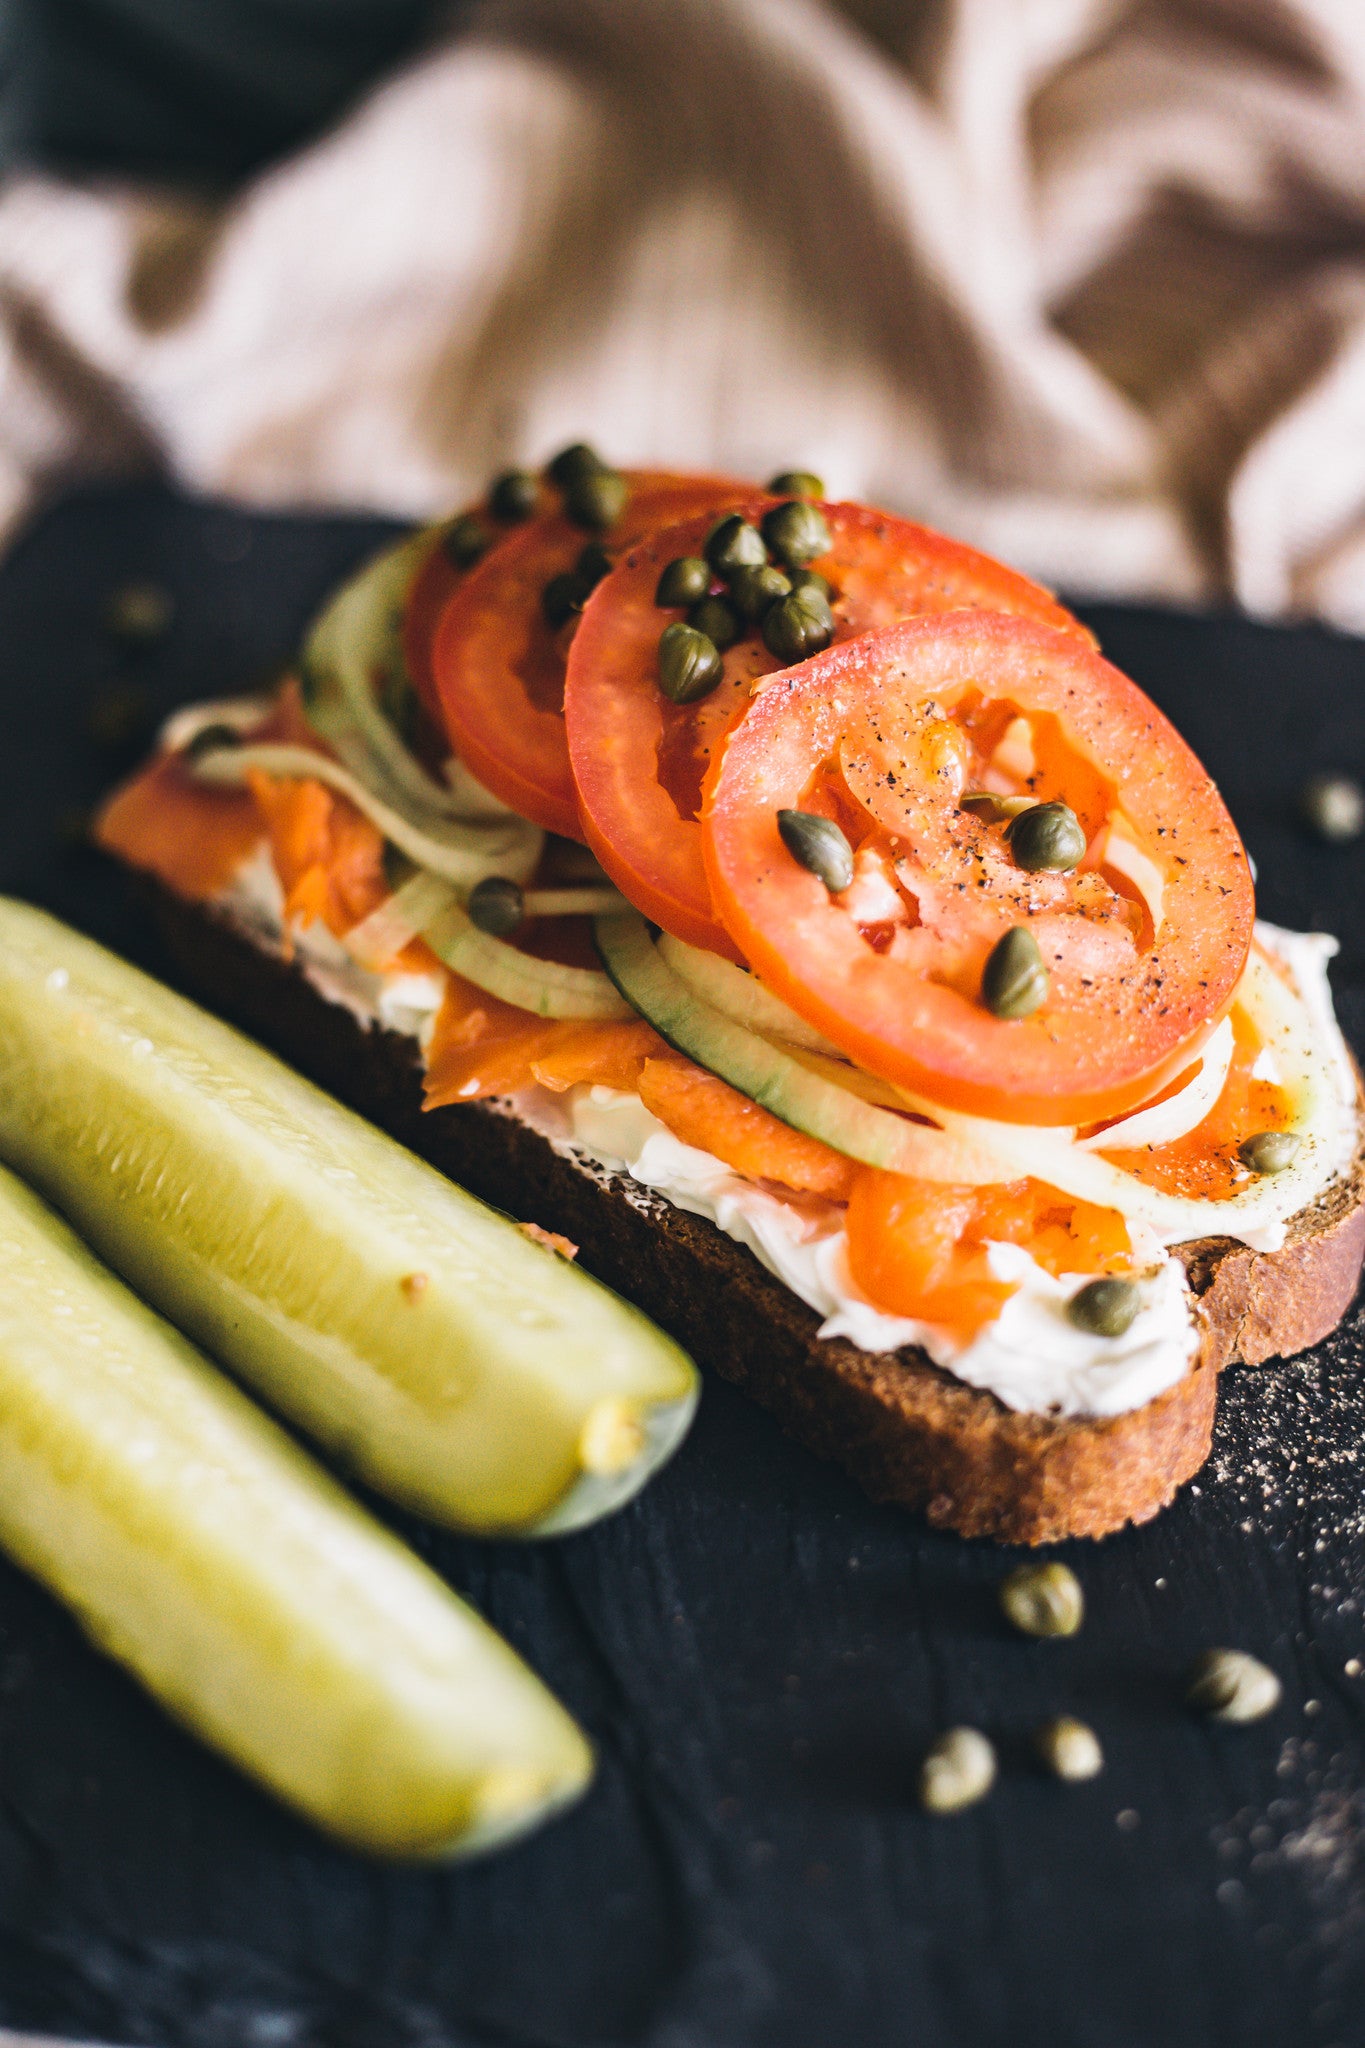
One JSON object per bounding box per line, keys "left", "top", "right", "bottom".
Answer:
{"left": 0, "top": 482, "right": 1363, "bottom": 2048}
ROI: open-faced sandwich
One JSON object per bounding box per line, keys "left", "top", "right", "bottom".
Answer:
{"left": 96, "top": 452, "right": 1365, "bottom": 1545}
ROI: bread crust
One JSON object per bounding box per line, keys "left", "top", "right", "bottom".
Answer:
{"left": 137, "top": 885, "right": 1362, "bottom": 1545}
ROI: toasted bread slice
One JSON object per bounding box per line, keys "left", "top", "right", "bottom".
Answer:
{"left": 136, "top": 884, "right": 1364, "bottom": 1546}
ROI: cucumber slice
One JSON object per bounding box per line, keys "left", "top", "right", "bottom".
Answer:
{"left": 0, "top": 1161, "right": 591, "bottom": 1857}
{"left": 656, "top": 932, "right": 843, "bottom": 1056}
{"left": 0, "top": 900, "right": 698, "bottom": 1535}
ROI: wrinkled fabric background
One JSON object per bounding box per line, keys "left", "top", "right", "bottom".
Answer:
{"left": 2, "top": 0, "right": 1364, "bottom": 623}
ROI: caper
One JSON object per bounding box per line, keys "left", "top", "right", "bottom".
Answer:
{"left": 1238, "top": 1128, "right": 1300, "bottom": 1174}
{"left": 487, "top": 468, "right": 539, "bottom": 522}
{"left": 919, "top": 1727, "right": 996, "bottom": 1814}
{"left": 1185, "top": 1648, "right": 1282, "bottom": 1725}
{"left": 727, "top": 562, "right": 791, "bottom": 622}
{"left": 688, "top": 595, "right": 741, "bottom": 652}
{"left": 541, "top": 570, "right": 589, "bottom": 628}
{"left": 467, "top": 876, "right": 525, "bottom": 936}
{"left": 1067, "top": 1276, "right": 1141, "bottom": 1338}
{"left": 658, "top": 623, "right": 724, "bottom": 705}
{"left": 1033, "top": 1716, "right": 1103, "bottom": 1781}
{"left": 762, "top": 587, "right": 834, "bottom": 664}
{"left": 655, "top": 555, "right": 711, "bottom": 608}
{"left": 546, "top": 442, "right": 603, "bottom": 488}
{"left": 576, "top": 541, "right": 613, "bottom": 589}
{"left": 961, "top": 791, "right": 1036, "bottom": 823}
{"left": 564, "top": 466, "right": 629, "bottom": 532}
{"left": 788, "top": 569, "right": 832, "bottom": 602}
{"left": 1007, "top": 800, "right": 1087, "bottom": 873}
{"left": 703, "top": 514, "right": 767, "bottom": 577}
{"left": 767, "top": 470, "right": 824, "bottom": 501}
{"left": 762, "top": 499, "right": 832, "bottom": 570}
{"left": 1298, "top": 772, "right": 1364, "bottom": 844}
{"left": 443, "top": 513, "right": 491, "bottom": 568}
{"left": 104, "top": 581, "right": 173, "bottom": 644}
{"left": 981, "top": 926, "right": 1047, "bottom": 1018}
{"left": 999, "top": 1560, "right": 1084, "bottom": 1639}
{"left": 183, "top": 722, "right": 242, "bottom": 763}
{"left": 776, "top": 809, "right": 854, "bottom": 893}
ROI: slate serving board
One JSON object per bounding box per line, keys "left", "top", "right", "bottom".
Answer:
{"left": 0, "top": 482, "right": 1363, "bottom": 2048}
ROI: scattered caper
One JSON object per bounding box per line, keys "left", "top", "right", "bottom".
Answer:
{"left": 728, "top": 562, "right": 792, "bottom": 622}
{"left": 767, "top": 470, "right": 825, "bottom": 500}
{"left": 487, "top": 468, "right": 539, "bottom": 522}
{"left": 961, "top": 791, "right": 1036, "bottom": 823}
{"left": 981, "top": 926, "right": 1047, "bottom": 1018}
{"left": 1007, "top": 800, "right": 1087, "bottom": 874}
{"left": 762, "top": 499, "right": 831, "bottom": 570}
{"left": 788, "top": 569, "right": 832, "bottom": 602}
{"left": 999, "top": 1560, "right": 1084, "bottom": 1639}
{"left": 1298, "top": 772, "right": 1364, "bottom": 845}
{"left": 703, "top": 515, "right": 767, "bottom": 577}
{"left": 1185, "top": 1648, "right": 1282, "bottom": 1725}
{"left": 541, "top": 571, "right": 589, "bottom": 629}
{"left": 919, "top": 1727, "right": 996, "bottom": 1814}
{"left": 467, "top": 876, "right": 525, "bottom": 936}
{"left": 655, "top": 555, "right": 711, "bottom": 608}
{"left": 564, "top": 466, "right": 628, "bottom": 532}
{"left": 183, "top": 722, "right": 242, "bottom": 763}
{"left": 762, "top": 587, "right": 834, "bottom": 664}
{"left": 443, "top": 513, "right": 491, "bottom": 568}
{"left": 1033, "top": 1716, "right": 1103, "bottom": 1781}
{"left": 1239, "top": 1129, "right": 1301, "bottom": 1175}
{"left": 546, "top": 442, "right": 602, "bottom": 488}
{"left": 576, "top": 541, "right": 613, "bottom": 589}
{"left": 776, "top": 809, "right": 854, "bottom": 893}
{"left": 688, "top": 595, "right": 741, "bottom": 652}
{"left": 658, "top": 623, "right": 723, "bottom": 705}
{"left": 1067, "top": 1276, "right": 1141, "bottom": 1339}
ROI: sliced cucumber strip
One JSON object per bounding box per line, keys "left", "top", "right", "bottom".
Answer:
{"left": 0, "top": 901, "right": 697, "bottom": 1535}
{"left": 0, "top": 1161, "right": 590, "bottom": 1857}
{"left": 425, "top": 896, "right": 633, "bottom": 1020}
{"left": 656, "top": 932, "right": 843, "bottom": 1056}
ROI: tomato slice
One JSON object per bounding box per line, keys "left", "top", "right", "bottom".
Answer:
{"left": 702, "top": 610, "right": 1254, "bottom": 1126}
{"left": 432, "top": 472, "right": 746, "bottom": 840}
{"left": 565, "top": 501, "right": 1092, "bottom": 956}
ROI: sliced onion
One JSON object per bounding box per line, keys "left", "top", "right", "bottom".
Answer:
{"left": 428, "top": 898, "right": 632, "bottom": 1020}
{"left": 1076, "top": 1015, "right": 1233, "bottom": 1152}
{"left": 342, "top": 871, "right": 456, "bottom": 972}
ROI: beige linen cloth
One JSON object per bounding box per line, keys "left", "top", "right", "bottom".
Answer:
{"left": 2, "top": 0, "right": 1364, "bottom": 622}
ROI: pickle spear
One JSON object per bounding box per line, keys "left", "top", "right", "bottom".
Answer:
{"left": 0, "top": 898, "right": 697, "bottom": 1534}
{"left": 0, "top": 1160, "right": 591, "bottom": 1856}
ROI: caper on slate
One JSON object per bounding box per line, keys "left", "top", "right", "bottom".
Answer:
{"left": 546, "top": 442, "right": 602, "bottom": 488}
{"left": 104, "top": 581, "right": 173, "bottom": 644}
{"left": 688, "top": 595, "right": 741, "bottom": 652}
{"left": 762, "top": 587, "right": 834, "bottom": 664}
{"left": 703, "top": 515, "right": 767, "bottom": 577}
{"left": 1298, "top": 772, "right": 1364, "bottom": 845}
{"left": 1033, "top": 1716, "right": 1103, "bottom": 1781}
{"left": 919, "top": 1727, "right": 996, "bottom": 1814}
{"left": 655, "top": 555, "right": 711, "bottom": 608}
{"left": 576, "top": 541, "right": 613, "bottom": 589}
{"left": 776, "top": 809, "right": 854, "bottom": 893}
{"left": 658, "top": 623, "right": 724, "bottom": 705}
{"left": 542, "top": 570, "right": 589, "bottom": 628}
{"left": 767, "top": 470, "right": 824, "bottom": 500}
{"left": 999, "top": 1560, "right": 1084, "bottom": 1639}
{"left": 487, "top": 468, "right": 539, "bottom": 522}
{"left": 467, "top": 876, "right": 525, "bottom": 936}
{"left": 564, "top": 466, "right": 628, "bottom": 532}
{"left": 443, "top": 513, "right": 491, "bottom": 568}
{"left": 1007, "top": 800, "right": 1087, "bottom": 874}
{"left": 1238, "top": 1128, "right": 1301, "bottom": 1175}
{"left": 183, "top": 722, "right": 242, "bottom": 763}
{"left": 1067, "top": 1276, "right": 1141, "bottom": 1339}
{"left": 728, "top": 562, "right": 792, "bottom": 622}
{"left": 961, "top": 791, "right": 1036, "bottom": 823}
{"left": 981, "top": 926, "right": 1047, "bottom": 1018}
{"left": 1185, "top": 1648, "right": 1282, "bottom": 1725}
{"left": 762, "top": 499, "right": 831, "bottom": 570}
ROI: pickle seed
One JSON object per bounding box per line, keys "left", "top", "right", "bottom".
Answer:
{"left": 1034, "top": 1716, "right": 1103, "bottom": 1781}
{"left": 1238, "top": 1129, "right": 1301, "bottom": 1175}
{"left": 919, "top": 1727, "right": 996, "bottom": 1813}
{"left": 1007, "top": 800, "right": 1087, "bottom": 873}
{"left": 776, "top": 809, "right": 854, "bottom": 893}
{"left": 981, "top": 927, "right": 1047, "bottom": 1018}
{"left": 1185, "top": 1648, "right": 1282, "bottom": 1724}
{"left": 467, "top": 876, "right": 525, "bottom": 935}
{"left": 1067, "top": 1276, "right": 1141, "bottom": 1338}
{"left": 999, "top": 1560, "right": 1084, "bottom": 1639}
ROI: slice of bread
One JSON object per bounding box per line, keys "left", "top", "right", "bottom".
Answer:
{"left": 135, "top": 883, "right": 1365, "bottom": 1546}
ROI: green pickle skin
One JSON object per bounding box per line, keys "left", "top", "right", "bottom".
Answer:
{"left": 0, "top": 1162, "right": 592, "bottom": 1856}
{"left": 0, "top": 900, "right": 698, "bottom": 1533}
